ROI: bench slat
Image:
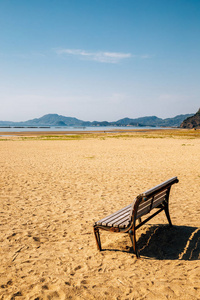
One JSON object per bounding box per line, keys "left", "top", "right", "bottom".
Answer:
{"left": 96, "top": 204, "right": 132, "bottom": 226}
{"left": 108, "top": 211, "right": 130, "bottom": 227}
{"left": 136, "top": 189, "right": 168, "bottom": 218}
{"left": 100, "top": 206, "right": 131, "bottom": 226}
{"left": 138, "top": 197, "right": 152, "bottom": 209}
{"left": 102, "top": 210, "right": 131, "bottom": 226}
{"left": 152, "top": 195, "right": 167, "bottom": 208}
{"left": 136, "top": 198, "right": 152, "bottom": 218}
{"left": 115, "top": 216, "right": 130, "bottom": 228}
{"left": 137, "top": 207, "right": 150, "bottom": 218}
{"left": 139, "top": 189, "right": 167, "bottom": 208}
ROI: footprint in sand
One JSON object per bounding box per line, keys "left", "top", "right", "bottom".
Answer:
{"left": 74, "top": 265, "right": 82, "bottom": 271}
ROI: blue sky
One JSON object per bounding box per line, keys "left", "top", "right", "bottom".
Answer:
{"left": 0, "top": 0, "right": 199, "bottom": 121}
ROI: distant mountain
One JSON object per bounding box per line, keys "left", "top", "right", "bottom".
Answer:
{"left": 180, "top": 109, "right": 200, "bottom": 129}
{"left": 113, "top": 116, "right": 163, "bottom": 127}
{"left": 22, "top": 114, "right": 84, "bottom": 126}
{"left": 110, "top": 114, "right": 193, "bottom": 127}
{"left": 0, "top": 114, "right": 83, "bottom": 127}
{"left": 0, "top": 113, "right": 194, "bottom": 127}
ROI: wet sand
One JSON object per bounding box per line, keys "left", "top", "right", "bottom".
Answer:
{"left": 0, "top": 131, "right": 200, "bottom": 299}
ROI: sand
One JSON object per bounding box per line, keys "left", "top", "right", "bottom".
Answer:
{"left": 0, "top": 132, "right": 200, "bottom": 299}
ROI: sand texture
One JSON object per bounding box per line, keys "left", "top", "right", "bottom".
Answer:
{"left": 0, "top": 133, "right": 200, "bottom": 299}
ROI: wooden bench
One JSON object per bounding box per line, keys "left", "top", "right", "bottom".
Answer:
{"left": 93, "top": 177, "right": 179, "bottom": 258}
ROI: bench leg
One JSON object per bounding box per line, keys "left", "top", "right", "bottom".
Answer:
{"left": 129, "top": 229, "right": 140, "bottom": 258}
{"left": 94, "top": 227, "right": 102, "bottom": 251}
{"left": 164, "top": 201, "right": 172, "bottom": 226}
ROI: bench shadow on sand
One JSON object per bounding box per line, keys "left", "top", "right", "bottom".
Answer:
{"left": 103, "top": 225, "right": 200, "bottom": 260}
{"left": 136, "top": 225, "right": 200, "bottom": 260}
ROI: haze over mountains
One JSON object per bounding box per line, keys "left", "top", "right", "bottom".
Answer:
{"left": 0, "top": 113, "right": 194, "bottom": 128}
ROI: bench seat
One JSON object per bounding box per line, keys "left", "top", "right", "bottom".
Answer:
{"left": 95, "top": 204, "right": 132, "bottom": 228}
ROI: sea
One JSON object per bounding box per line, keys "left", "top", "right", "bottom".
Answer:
{"left": 0, "top": 126, "right": 167, "bottom": 133}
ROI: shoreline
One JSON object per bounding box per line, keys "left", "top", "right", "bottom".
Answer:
{"left": 0, "top": 128, "right": 168, "bottom": 135}
{"left": 0, "top": 128, "right": 199, "bottom": 139}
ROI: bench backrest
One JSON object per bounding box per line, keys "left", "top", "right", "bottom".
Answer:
{"left": 129, "top": 177, "right": 179, "bottom": 222}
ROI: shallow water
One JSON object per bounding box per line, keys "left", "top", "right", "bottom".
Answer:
{"left": 0, "top": 125, "right": 169, "bottom": 132}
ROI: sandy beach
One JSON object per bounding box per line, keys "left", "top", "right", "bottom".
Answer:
{"left": 0, "top": 130, "right": 200, "bottom": 299}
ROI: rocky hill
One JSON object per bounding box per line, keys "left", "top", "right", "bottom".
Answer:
{"left": 180, "top": 109, "right": 200, "bottom": 129}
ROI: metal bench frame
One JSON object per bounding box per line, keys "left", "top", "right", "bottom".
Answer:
{"left": 93, "top": 177, "right": 179, "bottom": 258}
